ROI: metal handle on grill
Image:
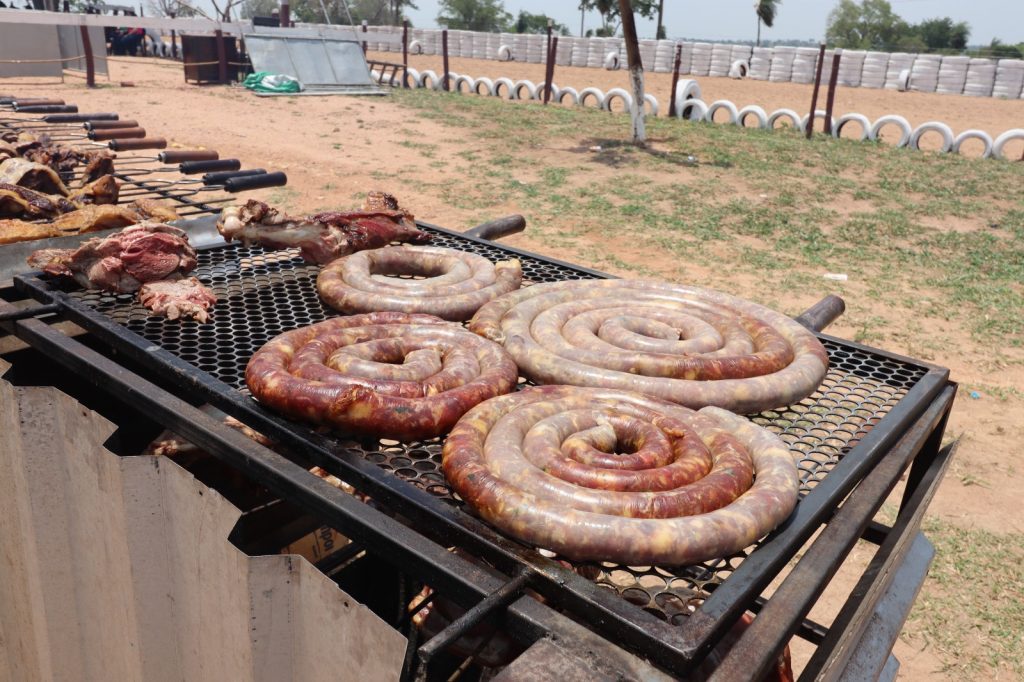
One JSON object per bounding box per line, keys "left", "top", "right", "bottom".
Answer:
{"left": 108, "top": 137, "right": 168, "bottom": 151}
{"left": 158, "top": 149, "right": 219, "bottom": 163}
{"left": 88, "top": 127, "right": 146, "bottom": 141}
{"left": 84, "top": 119, "right": 137, "bottom": 131}
{"left": 203, "top": 168, "right": 265, "bottom": 185}
{"left": 14, "top": 104, "right": 79, "bottom": 114}
{"left": 43, "top": 112, "right": 119, "bottom": 123}
{"left": 795, "top": 295, "right": 846, "bottom": 332}
{"left": 464, "top": 215, "right": 527, "bottom": 241}
{"left": 180, "top": 159, "right": 241, "bottom": 175}
{"left": 10, "top": 98, "right": 65, "bottom": 107}
{"left": 224, "top": 171, "right": 287, "bottom": 192}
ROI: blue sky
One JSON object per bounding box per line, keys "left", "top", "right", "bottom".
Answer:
{"left": 402, "top": 0, "right": 1024, "bottom": 45}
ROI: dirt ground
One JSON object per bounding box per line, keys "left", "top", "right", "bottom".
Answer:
{"left": 4, "top": 55, "right": 1022, "bottom": 679}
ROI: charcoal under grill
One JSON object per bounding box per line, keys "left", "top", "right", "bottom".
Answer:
{"left": 5, "top": 219, "right": 956, "bottom": 680}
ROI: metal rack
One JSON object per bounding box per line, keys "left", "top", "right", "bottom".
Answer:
{"left": 1, "top": 219, "right": 957, "bottom": 679}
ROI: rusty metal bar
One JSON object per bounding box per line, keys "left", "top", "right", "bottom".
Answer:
{"left": 668, "top": 42, "right": 682, "bottom": 118}
{"left": 79, "top": 25, "right": 95, "bottom": 88}
{"left": 824, "top": 49, "right": 842, "bottom": 136}
{"left": 441, "top": 29, "right": 450, "bottom": 92}
{"left": 806, "top": 42, "right": 826, "bottom": 139}
{"left": 402, "top": 20, "right": 409, "bottom": 89}
{"left": 413, "top": 570, "right": 532, "bottom": 680}
{"left": 795, "top": 295, "right": 845, "bottom": 332}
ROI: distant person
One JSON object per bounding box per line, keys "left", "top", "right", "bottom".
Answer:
{"left": 113, "top": 26, "right": 145, "bottom": 56}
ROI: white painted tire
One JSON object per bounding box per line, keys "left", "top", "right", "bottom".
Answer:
{"left": 643, "top": 93, "right": 659, "bottom": 117}
{"left": 416, "top": 69, "right": 439, "bottom": 90}
{"left": 801, "top": 109, "right": 835, "bottom": 134}
{"left": 604, "top": 51, "right": 621, "bottom": 70}
{"left": 579, "top": 87, "right": 606, "bottom": 108}
{"left": 869, "top": 114, "right": 912, "bottom": 147}
{"left": 728, "top": 59, "right": 749, "bottom": 79}
{"left": 405, "top": 68, "right": 420, "bottom": 88}
{"left": 555, "top": 86, "right": 580, "bottom": 105}
{"left": 833, "top": 113, "right": 871, "bottom": 141}
{"left": 909, "top": 121, "right": 954, "bottom": 152}
{"left": 897, "top": 69, "right": 911, "bottom": 92}
{"left": 453, "top": 74, "right": 476, "bottom": 94}
{"left": 951, "top": 129, "right": 993, "bottom": 159}
{"left": 679, "top": 98, "right": 709, "bottom": 122}
{"left": 992, "top": 128, "right": 1024, "bottom": 160}
{"left": 409, "top": 40, "right": 423, "bottom": 56}
{"left": 705, "top": 99, "right": 739, "bottom": 124}
{"left": 737, "top": 105, "right": 768, "bottom": 129}
{"left": 767, "top": 108, "right": 801, "bottom": 129}
{"left": 473, "top": 76, "right": 495, "bottom": 96}
{"left": 512, "top": 79, "right": 538, "bottom": 101}
{"left": 536, "top": 82, "right": 559, "bottom": 100}
{"left": 673, "top": 79, "right": 702, "bottom": 115}
{"left": 603, "top": 87, "right": 633, "bottom": 112}
{"left": 498, "top": 44, "right": 513, "bottom": 62}
{"left": 493, "top": 77, "right": 516, "bottom": 99}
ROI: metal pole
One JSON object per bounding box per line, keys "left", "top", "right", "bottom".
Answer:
{"left": 823, "top": 49, "right": 842, "bottom": 136}
{"left": 544, "top": 36, "right": 558, "bottom": 104}
{"left": 543, "top": 20, "right": 554, "bottom": 104}
{"left": 805, "top": 42, "right": 826, "bottom": 139}
{"left": 668, "top": 42, "right": 681, "bottom": 118}
{"left": 402, "top": 19, "right": 409, "bottom": 89}
{"left": 79, "top": 25, "right": 95, "bottom": 88}
{"left": 215, "top": 29, "right": 228, "bottom": 85}
{"left": 441, "top": 28, "right": 450, "bottom": 92}
{"left": 170, "top": 11, "right": 178, "bottom": 60}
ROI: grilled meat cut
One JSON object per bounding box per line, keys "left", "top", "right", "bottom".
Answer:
{"left": 216, "top": 192, "right": 431, "bottom": 264}
{"left": 27, "top": 223, "right": 197, "bottom": 293}
{"left": 0, "top": 158, "right": 69, "bottom": 196}
{"left": 0, "top": 182, "right": 76, "bottom": 219}
{"left": 80, "top": 151, "right": 116, "bottom": 184}
{"left": 0, "top": 199, "right": 179, "bottom": 245}
{"left": 68, "top": 174, "right": 120, "bottom": 205}
{"left": 138, "top": 276, "right": 217, "bottom": 322}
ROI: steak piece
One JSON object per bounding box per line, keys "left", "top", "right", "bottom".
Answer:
{"left": 27, "top": 223, "right": 197, "bottom": 293}
{"left": 80, "top": 151, "right": 116, "bottom": 185}
{"left": 138, "top": 276, "right": 217, "bottom": 322}
{"left": 0, "top": 182, "right": 76, "bottom": 220}
{"left": 0, "top": 199, "right": 180, "bottom": 246}
{"left": 217, "top": 192, "right": 431, "bottom": 265}
{"left": 0, "top": 158, "right": 69, "bottom": 196}
{"left": 68, "top": 174, "right": 120, "bottom": 206}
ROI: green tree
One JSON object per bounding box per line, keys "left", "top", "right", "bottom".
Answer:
{"left": 755, "top": 0, "right": 779, "bottom": 47}
{"left": 437, "top": 0, "right": 512, "bottom": 32}
{"left": 915, "top": 17, "right": 969, "bottom": 50}
{"left": 514, "top": 11, "right": 569, "bottom": 35}
{"left": 986, "top": 38, "right": 1023, "bottom": 59}
{"left": 579, "top": 0, "right": 660, "bottom": 37}
{"left": 825, "top": 0, "right": 914, "bottom": 49}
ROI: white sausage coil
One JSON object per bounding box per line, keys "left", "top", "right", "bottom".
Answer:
{"left": 317, "top": 245, "right": 522, "bottom": 321}
{"left": 469, "top": 279, "right": 829, "bottom": 414}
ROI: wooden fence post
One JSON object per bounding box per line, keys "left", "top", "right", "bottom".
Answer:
{"left": 79, "top": 25, "right": 95, "bottom": 88}
{"left": 806, "top": 42, "right": 826, "bottom": 139}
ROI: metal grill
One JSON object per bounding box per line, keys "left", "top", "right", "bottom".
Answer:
{"left": 60, "top": 226, "right": 928, "bottom": 626}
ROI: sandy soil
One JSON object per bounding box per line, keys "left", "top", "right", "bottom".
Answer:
{"left": 4, "top": 55, "right": 1022, "bottom": 680}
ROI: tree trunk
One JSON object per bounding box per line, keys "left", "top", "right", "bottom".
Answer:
{"left": 617, "top": 0, "right": 645, "bottom": 145}
{"left": 656, "top": 0, "right": 665, "bottom": 40}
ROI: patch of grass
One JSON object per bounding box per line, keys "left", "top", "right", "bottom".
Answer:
{"left": 907, "top": 518, "right": 1024, "bottom": 677}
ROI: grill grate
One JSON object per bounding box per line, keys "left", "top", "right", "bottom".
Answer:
{"left": 64, "top": 230, "right": 928, "bottom": 625}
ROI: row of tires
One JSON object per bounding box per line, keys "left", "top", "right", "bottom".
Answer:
{"left": 391, "top": 69, "right": 1024, "bottom": 161}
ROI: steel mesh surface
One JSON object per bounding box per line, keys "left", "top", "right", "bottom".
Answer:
{"left": 66, "top": 229, "right": 928, "bottom": 625}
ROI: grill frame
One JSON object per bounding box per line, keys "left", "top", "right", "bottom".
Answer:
{"left": 9, "top": 219, "right": 955, "bottom": 676}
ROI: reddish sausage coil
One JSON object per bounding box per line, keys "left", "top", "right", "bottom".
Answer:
{"left": 469, "top": 279, "right": 829, "bottom": 414}
{"left": 442, "top": 385, "right": 799, "bottom": 565}
{"left": 246, "top": 312, "right": 519, "bottom": 441}
{"left": 317, "top": 245, "right": 522, "bottom": 321}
